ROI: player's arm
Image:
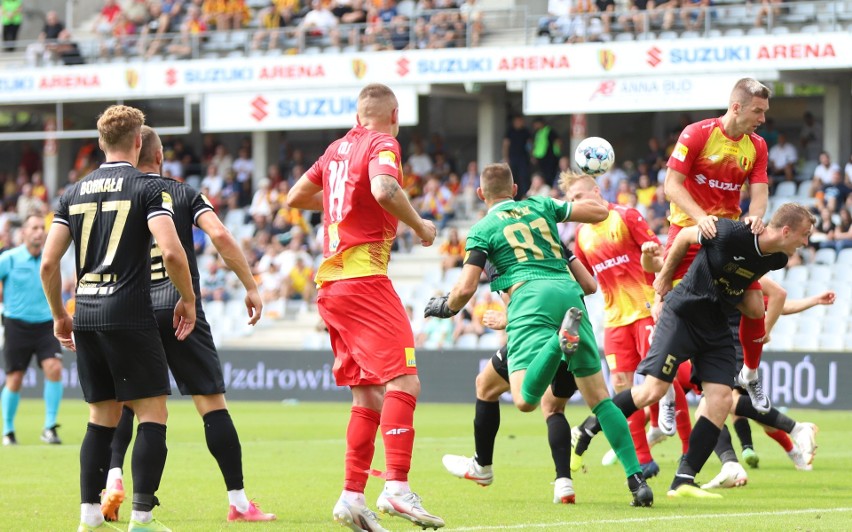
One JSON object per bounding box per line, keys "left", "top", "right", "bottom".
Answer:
{"left": 782, "top": 290, "right": 836, "bottom": 315}
{"left": 664, "top": 167, "right": 717, "bottom": 237}
{"left": 567, "top": 250, "right": 597, "bottom": 295}
{"left": 197, "top": 211, "right": 262, "bottom": 326}
{"left": 567, "top": 198, "right": 608, "bottom": 224}
{"left": 759, "top": 275, "right": 786, "bottom": 343}
{"left": 371, "top": 173, "right": 436, "bottom": 246}
{"left": 288, "top": 174, "right": 324, "bottom": 211}
{"left": 149, "top": 215, "right": 196, "bottom": 340}
{"left": 39, "top": 223, "right": 74, "bottom": 350}
{"left": 743, "top": 182, "right": 769, "bottom": 235}
{"left": 641, "top": 241, "right": 663, "bottom": 273}
{"left": 654, "top": 225, "right": 699, "bottom": 298}
{"left": 425, "top": 249, "right": 484, "bottom": 318}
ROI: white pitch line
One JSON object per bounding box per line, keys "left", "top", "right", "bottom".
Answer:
{"left": 450, "top": 507, "right": 852, "bottom": 531}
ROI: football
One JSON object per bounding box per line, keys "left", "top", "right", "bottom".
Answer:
{"left": 574, "top": 136, "right": 615, "bottom": 176}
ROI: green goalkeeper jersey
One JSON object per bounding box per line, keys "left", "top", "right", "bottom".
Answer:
{"left": 466, "top": 196, "right": 574, "bottom": 292}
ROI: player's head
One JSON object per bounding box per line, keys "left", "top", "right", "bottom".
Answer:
{"left": 728, "top": 78, "right": 770, "bottom": 136}
{"left": 477, "top": 163, "right": 516, "bottom": 202}
{"left": 767, "top": 202, "right": 815, "bottom": 256}
{"left": 138, "top": 125, "right": 164, "bottom": 174}
{"left": 21, "top": 213, "right": 46, "bottom": 254}
{"left": 357, "top": 83, "right": 399, "bottom": 136}
{"left": 559, "top": 172, "right": 602, "bottom": 204}
{"left": 96, "top": 105, "right": 145, "bottom": 162}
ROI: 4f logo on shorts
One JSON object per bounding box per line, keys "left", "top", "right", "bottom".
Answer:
{"left": 405, "top": 347, "right": 416, "bottom": 368}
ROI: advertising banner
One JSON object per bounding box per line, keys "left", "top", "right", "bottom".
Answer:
{"left": 201, "top": 85, "right": 419, "bottom": 132}
{"left": 5, "top": 349, "right": 848, "bottom": 409}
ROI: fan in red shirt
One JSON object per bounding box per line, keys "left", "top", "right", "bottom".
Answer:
{"left": 288, "top": 83, "right": 444, "bottom": 531}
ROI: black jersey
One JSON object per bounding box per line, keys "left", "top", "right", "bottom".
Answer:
{"left": 669, "top": 218, "right": 787, "bottom": 316}
{"left": 145, "top": 174, "right": 213, "bottom": 311}
{"left": 53, "top": 162, "right": 174, "bottom": 330}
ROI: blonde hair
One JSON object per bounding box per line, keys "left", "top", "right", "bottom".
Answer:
{"left": 138, "top": 125, "right": 162, "bottom": 167}
{"left": 479, "top": 163, "right": 514, "bottom": 199}
{"left": 769, "top": 203, "right": 814, "bottom": 230}
{"left": 97, "top": 105, "right": 145, "bottom": 152}
{"left": 357, "top": 83, "right": 397, "bottom": 123}
{"left": 730, "top": 78, "right": 771, "bottom": 107}
{"left": 558, "top": 171, "right": 596, "bottom": 194}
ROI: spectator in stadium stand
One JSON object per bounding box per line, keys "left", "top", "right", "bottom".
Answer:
{"left": 137, "top": 1, "right": 173, "bottom": 58}
{"left": 502, "top": 115, "right": 532, "bottom": 198}
{"left": 1, "top": 0, "right": 22, "bottom": 52}
{"left": 459, "top": 0, "right": 483, "bottom": 45}
{"left": 439, "top": 227, "right": 465, "bottom": 274}
{"left": 16, "top": 184, "right": 47, "bottom": 219}
{"left": 200, "top": 164, "right": 225, "bottom": 199}
{"left": 644, "top": 136, "right": 666, "bottom": 175}
{"left": 419, "top": 174, "right": 455, "bottom": 230}
{"left": 100, "top": 12, "right": 137, "bottom": 57}
{"left": 390, "top": 16, "right": 411, "bottom": 49}
{"left": 537, "top": 0, "right": 571, "bottom": 36}
{"left": 645, "top": 186, "right": 670, "bottom": 236}
{"left": 93, "top": 0, "right": 123, "bottom": 35}
{"left": 299, "top": 0, "right": 340, "bottom": 47}
{"left": 25, "top": 10, "right": 65, "bottom": 66}
{"left": 799, "top": 111, "right": 822, "bottom": 162}
{"left": 166, "top": 4, "right": 208, "bottom": 58}
{"left": 680, "top": 0, "right": 710, "bottom": 31}
{"left": 809, "top": 151, "right": 841, "bottom": 197}
{"left": 251, "top": 1, "right": 295, "bottom": 51}
{"left": 822, "top": 207, "right": 852, "bottom": 252}
{"left": 754, "top": 0, "right": 782, "bottom": 28}
{"left": 618, "top": 0, "right": 655, "bottom": 35}
{"left": 822, "top": 167, "right": 851, "bottom": 214}
{"left": 767, "top": 133, "right": 798, "bottom": 191}
{"left": 531, "top": 117, "right": 562, "bottom": 193}
{"left": 407, "top": 140, "right": 434, "bottom": 177}
{"left": 526, "top": 172, "right": 552, "bottom": 198}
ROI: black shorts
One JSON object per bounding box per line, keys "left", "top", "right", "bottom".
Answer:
{"left": 2, "top": 317, "right": 62, "bottom": 374}
{"left": 491, "top": 345, "right": 578, "bottom": 399}
{"left": 637, "top": 304, "right": 736, "bottom": 389}
{"left": 75, "top": 328, "right": 171, "bottom": 403}
{"left": 155, "top": 308, "right": 225, "bottom": 396}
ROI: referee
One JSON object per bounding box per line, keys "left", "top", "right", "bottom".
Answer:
{"left": 1, "top": 213, "right": 64, "bottom": 446}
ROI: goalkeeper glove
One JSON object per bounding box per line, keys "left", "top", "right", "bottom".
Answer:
{"left": 424, "top": 295, "right": 458, "bottom": 319}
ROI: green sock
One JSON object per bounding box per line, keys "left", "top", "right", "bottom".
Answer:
{"left": 593, "top": 397, "right": 642, "bottom": 477}
{"left": 520, "top": 334, "right": 563, "bottom": 406}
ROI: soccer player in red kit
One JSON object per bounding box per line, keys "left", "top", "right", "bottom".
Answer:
{"left": 562, "top": 173, "right": 692, "bottom": 476}
{"left": 662, "top": 77, "right": 773, "bottom": 416}
{"left": 288, "top": 84, "right": 444, "bottom": 532}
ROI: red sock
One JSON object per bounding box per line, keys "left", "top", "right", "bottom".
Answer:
{"left": 381, "top": 391, "right": 417, "bottom": 482}
{"left": 649, "top": 403, "right": 659, "bottom": 427}
{"left": 673, "top": 383, "right": 692, "bottom": 454}
{"left": 628, "top": 409, "right": 652, "bottom": 464}
{"left": 766, "top": 428, "right": 794, "bottom": 452}
{"left": 344, "top": 406, "right": 381, "bottom": 493}
{"left": 740, "top": 315, "right": 766, "bottom": 371}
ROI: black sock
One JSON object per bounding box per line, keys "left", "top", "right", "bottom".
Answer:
{"left": 613, "top": 389, "right": 639, "bottom": 419}
{"left": 473, "top": 399, "right": 500, "bottom": 467}
{"left": 734, "top": 395, "right": 796, "bottom": 433}
{"left": 110, "top": 406, "right": 135, "bottom": 470}
{"left": 131, "top": 422, "right": 168, "bottom": 511}
{"left": 203, "top": 409, "right": 244, "bottom": 491}
{"left": 671, "top": 417, "right": 720, "bottom": 490}
{"left": 733, "top": 417, "right": 753, "bottom": 451}
{"left": 80, "top": 423, "right": 116, "bottom": 504}
{"left": 546, "top": 413, "right": 572, "bottom": 479}
{"left": 713, "top": 425, "right": 738, "bottom": 464}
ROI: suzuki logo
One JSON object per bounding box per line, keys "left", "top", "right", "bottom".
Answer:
{"left": 647, "top": 46, "right": 663, "bottom": 68}
{"left": 694, "top": 173, "right": 707, "bottom": 184}
{"left": 396, "top": 57, "right": 410, "bottom": 77}
{"left": 165, "top": 68, "right": 178, "bottom": 86}
{"left": 251, "top": 96, "right": 268, "bottom": 122}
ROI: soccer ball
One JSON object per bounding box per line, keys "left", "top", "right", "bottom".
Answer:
{"left": 574, "top": 137, "right": 615, "bottom": 176}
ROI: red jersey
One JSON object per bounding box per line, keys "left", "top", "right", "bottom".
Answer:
{"left": 667, "top": 117, "right": 768, "bottom": 228}
{"left": 306, "top": 125, "right": 402, "bottom": 283}
{"left": 574, "top": 204, "right": 659, "bottom": 328}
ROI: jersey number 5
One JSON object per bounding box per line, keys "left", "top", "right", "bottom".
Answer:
{"left": 69, "top": 200, "right": 131, "bottom": 270}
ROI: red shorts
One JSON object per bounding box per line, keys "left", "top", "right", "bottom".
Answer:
{"left": 317, "top": 275, "right": 417, "bottom": 387}
{"left": 604, "top": 316, "right": 655, "bottom": 373}
{"left": 666, "top": 224, "right": 762, "bottom": 291}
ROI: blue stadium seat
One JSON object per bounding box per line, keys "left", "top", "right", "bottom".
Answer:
{"left": 774, "top": 181, "right": 797, "bottom": 198}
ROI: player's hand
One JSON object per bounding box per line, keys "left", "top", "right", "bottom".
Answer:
{"left": 651, "top": 300, "right": 664, "bottom": 322}
{"left": 696, "top": 215, "right": 719, "bottom": 239}
{"left": 755, "top": 333, "right": 771, "bottom": 344}
{"left": 424, "top": 295, "right": 458, "bottom": 319}
{"left": 817, "top": 291, "right": 836, "bottom": 306}
{"left": 482, "top": 309, "right": 507, "bottom": 330}
{"left": 742, "top": 216, "right": 765, "bottom": 235}
{"left": 653, "top": 274, "right": 673, "bottom": 299}
{"left": 54, "top": 314, "right": 75, "bottom": 352}
{"left": 245, "top": 288, "right": 263, "bottom": 326}
{"left": 641, "top": 241, "right": 662, "bottom": 257}
{"left": 417, "top": 219, "right": 437, "bottom": 247}
{"left": 173, "top": 297, "right": 196, "bottom": 341}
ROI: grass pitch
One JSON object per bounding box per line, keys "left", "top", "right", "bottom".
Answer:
{"left": 2, "top": 399, "right": 851, "bottom": 531}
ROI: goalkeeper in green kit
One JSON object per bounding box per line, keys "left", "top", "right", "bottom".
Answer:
{"left": 425, "top": 163, "right": 654, "bottom": 506}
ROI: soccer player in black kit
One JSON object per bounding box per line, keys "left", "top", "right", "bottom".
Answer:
{"left": 40, "top": 105, "right": 197, "bottom": 532}
{"left": 570, "top": 203, "right": 813, "bottom": 500}
{"left": 100, "top": 126, "right": 275, "bottom": 524}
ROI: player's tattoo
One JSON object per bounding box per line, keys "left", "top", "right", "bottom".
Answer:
{"left": 380, "top": 175, "right": 400, "bottom": 199}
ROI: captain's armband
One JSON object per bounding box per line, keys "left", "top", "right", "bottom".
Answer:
{"left": 464, "top": 249, "right": 488, "bottom": 269}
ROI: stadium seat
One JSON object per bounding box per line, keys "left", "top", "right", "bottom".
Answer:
{"left": 721, "top": 5, "right": 749, "bottom": 25}
{"left": 791, "top": 333, "right": 819, "bottom": 351}
{"left": 800, "top": 24, "right": 820, "bottom": 33}
{"left": 455, "top": 333, "right": 479, "bottom": 349}
{"left": 724, "top": 28, "right": 745, "bottom": 37}
{"left": 845, "top": 332, "right": 852, "bottom": 350}
{"left": 784, "top": 2, "right": 817, "bottom": 23}
{"left": 837, "top": 248, "right": 852, "bottom": 265}
{"left": 794, "top": 316, "right": 822, "bottom": 337}
{"left": 614, "top": 32, "right": 634, "bottom": 41}
{"left": 783, "top": 265, "right": 809, "bottom": 285}
{"left": 707, "top": 28, "right": 723, "bottom": 38}
{"left": 747, "top": 27, "right": 767, "bottom": 36}
{"left": 774, "top": 181, "right": 797, "bottom": 198}
{"left": 478, "top": 333, "right": 502, "bottom": 349}
{"left": 773, "top": 314, "right": 798, "bottom": 337}
{"left": 796, "top": 160, "right": 819, "bottom": 182}
{"left": 534, "top": 35, "right": 552, "bottom": 45}
{"left": 799, "top": 301, "right": 826, "bottom": 319}
{"left": 769, "top": 335, "right": 793, "bottom": 350}
{"left": 807, "top": 264, "right": 833, "bottom": 282}
{"left": 658, "top": 30, "right": 679, "bottom": 39}
{"left": 680, "top": 30, "right": 700, "bottom": 38}
{"left": 820, "top": 316, "right": 847, "bottom": 335}
{"left": 796, "top": 180, "right": 812, "bottom": 198}
{"left": 813, "top": 247, "right": 837, "bottom": 265}
{"left": 818, "top": 334, "right": 843, "bottom": 351}
{"left": 764, "top": 267, "right": 785, "bottom": 284}
{"left": 833, "top": 266, "right": 852, "bottom": 283}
